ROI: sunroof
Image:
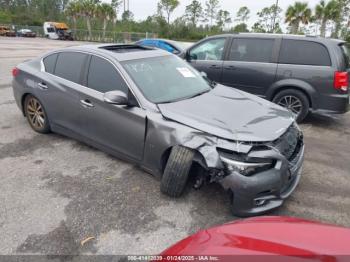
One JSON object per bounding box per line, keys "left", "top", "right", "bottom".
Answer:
{"left": 99, "top": 45, "right": 152, "bottom": 53}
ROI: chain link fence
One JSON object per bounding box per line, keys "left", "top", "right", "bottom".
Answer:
{"left": 6, "top": 24, "right": 157, "bottom": 43}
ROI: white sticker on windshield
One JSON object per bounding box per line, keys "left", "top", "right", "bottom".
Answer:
{"left": 176, "top": 67, "right": 196, "bottom": 78}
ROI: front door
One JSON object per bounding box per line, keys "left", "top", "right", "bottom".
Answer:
{"left": 77, "top": 55, "right": 146, "bottom": 161}
{"left": 186, "top": 37, "right": 228, "bottom": 83}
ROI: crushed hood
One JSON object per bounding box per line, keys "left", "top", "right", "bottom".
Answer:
{"left": 158, "top": 85, "right": 294, "bottom": 142}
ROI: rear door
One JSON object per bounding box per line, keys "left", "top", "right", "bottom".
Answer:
{"left": 186, "top": 37, "right": 228, "bottom": 82}
{"left": 77, "top": 55, "right": 146, "bottom": 161}
{"left": 39, "top": 51, "right": 88, "bottom": 134}
{"left": 221, "top": 37, "right": 278, "bottom": 96}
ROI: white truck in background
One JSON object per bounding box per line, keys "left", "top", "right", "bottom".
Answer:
{"left": 43, "top": 22, "right": 73, "bottom": 40}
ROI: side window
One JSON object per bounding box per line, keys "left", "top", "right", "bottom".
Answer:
{"left": 229, "top": 38, "right": 274, "bottom": 63}
{"left": 189, "top": 38, "right": 226, "bottom": 61}
{"left": 279, "top": 40, "right": 331, "bottom": 66}
{"left": 43, "top": 53, "right": 58, "bottom": 74}
{"left": 54, "top": 52, "right": 87, "bottom": 83}
{"left": 87, "top": 56, "right": 128, "bottom": 93}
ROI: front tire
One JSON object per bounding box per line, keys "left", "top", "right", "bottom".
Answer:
{"left": 161, "top": 146, "right": 194, "bottom": 197}
{"left": 24, "top": 95, "right": 50, "bottom": 134}
{"left": 273, "top": 89, "right": 310, "bottom": 123}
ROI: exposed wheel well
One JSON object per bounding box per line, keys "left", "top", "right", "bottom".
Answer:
{"left": 160, "top": 146, "right": 207, "bottom": 176}
{"left": 160, "top": 147, "right": 173, "bottom": 173}
{"left": 271, "top": 86, "right": 312, "bottom": 108}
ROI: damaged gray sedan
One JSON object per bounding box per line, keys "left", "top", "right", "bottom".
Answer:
{"left": 12, "top": 44, "right": 304, "bottom": 216}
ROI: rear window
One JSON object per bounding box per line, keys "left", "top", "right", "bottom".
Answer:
{"left": 43, "top": 53, "right": 58, "bottom": 74}
{"left": 54, "top": 52, "right": 87, "bottom": 84}
{"left": 279, "top": 40, "right": 331, "bottom": 66}
{"left": 339, "top": 44, "right": 350, "bottom": 69}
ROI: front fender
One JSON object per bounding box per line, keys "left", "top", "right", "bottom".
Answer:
{"left": 142, "top": 112, "right": 252, "bottom": 178}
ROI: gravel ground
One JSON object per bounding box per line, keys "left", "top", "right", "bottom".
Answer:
{"left": 0, "top": 36, "right": 350, "bottom": 256}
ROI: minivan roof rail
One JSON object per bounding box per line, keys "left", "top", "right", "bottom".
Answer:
{"left": 237, "top": 32, "right": 320, "bottom": 38}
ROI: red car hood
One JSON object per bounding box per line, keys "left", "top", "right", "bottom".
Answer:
{"left": 161, "top": 216, "right": 350, "bottom": 260}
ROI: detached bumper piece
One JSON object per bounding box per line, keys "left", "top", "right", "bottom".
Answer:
{"left": 219, "top": 124, "right": 304, "bottom": 217}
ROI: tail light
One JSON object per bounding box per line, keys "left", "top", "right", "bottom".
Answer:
{"left": 334, "top": 71, "right": 348, "bottom": 92}
{"left": 12, "top": 67, "right": 19, "bottom": 77}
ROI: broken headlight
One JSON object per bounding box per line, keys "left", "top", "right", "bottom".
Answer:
{"left": 220, "top": 156, "right": 273, "bottom": 176}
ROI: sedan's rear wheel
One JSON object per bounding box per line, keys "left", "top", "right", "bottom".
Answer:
{"left": 24, "top": 95, "right": 50, "bottom": 133}
{"left": 161, "top": 146, "right": 194, "bottom": 197}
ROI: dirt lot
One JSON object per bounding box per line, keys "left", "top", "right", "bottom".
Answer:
{"left": 1, "top": 37, "right": 350, "bottom": 256}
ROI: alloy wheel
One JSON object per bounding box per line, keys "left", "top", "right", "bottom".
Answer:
{"left": 26, "top": 97, "right": 45, "bottom": 129}
{"left": 277, "top": 95, "right": 303, "bottom": 116}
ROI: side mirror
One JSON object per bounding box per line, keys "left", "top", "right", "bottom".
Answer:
{"left": 186, "top": 51, "right": 197, "bottom": 61}
{"left": 185, "top": 50, "right": 192, "bottom": 61}
{"left": 104, "top": 90, "right": 128, "bottom": 105}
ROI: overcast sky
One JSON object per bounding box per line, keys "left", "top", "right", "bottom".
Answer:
{"left": 104, "top": 0, "right": 321, "bottom": 27}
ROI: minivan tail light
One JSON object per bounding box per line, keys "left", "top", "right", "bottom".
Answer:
{"left": 334, "top": 71, "right": 348, "bottom": 92}
{"left": 12, "top": 67, "right": 19, "bottom": 77}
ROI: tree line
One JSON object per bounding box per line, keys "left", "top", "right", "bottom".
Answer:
{"left": 0, "top": 0, "right": 349, "bottom": 41}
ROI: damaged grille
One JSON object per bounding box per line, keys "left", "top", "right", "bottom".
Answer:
{"left": 272, "top": 124, "right": 302, "bottom": 161}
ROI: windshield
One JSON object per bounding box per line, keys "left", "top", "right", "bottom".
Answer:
{"left": 122, "top": 56, "right": 211, "bottom": 104}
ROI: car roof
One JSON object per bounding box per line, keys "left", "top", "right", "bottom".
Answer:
{"left": 54, "top": 44, "right": 172, "bottom": 62}
{"left": 207, "top": 33, "right": 345, "bottom": 44}
{"left": 136, "top": 38, "right": 191, "bottom": 51}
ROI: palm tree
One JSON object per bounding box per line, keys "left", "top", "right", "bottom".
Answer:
{"left": 65, "top": 1, "right": 81, "bottom": 33}
{"left": 285, "top": 2, "right": 312, "bottom": 34}
{"left": 79, "top": 0, "right": 97, "bottom": 40}
{"left": 315, "top": 0, "right": 339, "bottom": 37}
{"left": 96, "top": 3, "right": 116, "bottom": 40}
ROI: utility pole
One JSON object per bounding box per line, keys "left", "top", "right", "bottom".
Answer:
{"left": 123, "top": 0, "right": 129, "bottom": 12}
{"left": 272, "top": 0, "right": 279, "bottom": 33}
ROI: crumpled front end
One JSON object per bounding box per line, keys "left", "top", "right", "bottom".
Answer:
{"left": 145, "top": 111, "right": 304, "bottom": 217}
{"left": 217, "top": 123, "right": 304, "bottom": 216}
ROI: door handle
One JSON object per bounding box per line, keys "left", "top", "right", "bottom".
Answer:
{"left": 80, "top": 99, "right": 94, "bottom": 108}
{"left": 209, "top": 65, "right": 221, "bottom": 69}
{"left": 224, "top": 65, "right": 236, "bottom": 70}
{"left": 38, "top": 82, "right": 48, "bottom": 89}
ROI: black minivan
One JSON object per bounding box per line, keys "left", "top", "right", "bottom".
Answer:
{"left": 184, "top": 33, "right": 349, "bottom": 122}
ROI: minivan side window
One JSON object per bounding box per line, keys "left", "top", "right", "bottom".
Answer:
{"left": 43, "top": 53, "right": 58, "bottom": 74}
{"left": 87, "top": 56, "right": 128, "bottom": 93}
{"left": 189, "top": 38, "right": 226, "bottom": 61}
{"left": 54, "top": 52, "right": 87, "bottom": 83}
{"left": 229, "top": 38, "right": 274, "bottom": 63}
{"left": 279, "top": 40, "right": 331, "bottom": 66}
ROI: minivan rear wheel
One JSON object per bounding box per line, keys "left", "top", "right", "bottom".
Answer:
{"left": 273, "top": 89, "right": 309, "bottom": 122}
{"left": 161, "top": 146, "right": 194, "bottom": 197}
